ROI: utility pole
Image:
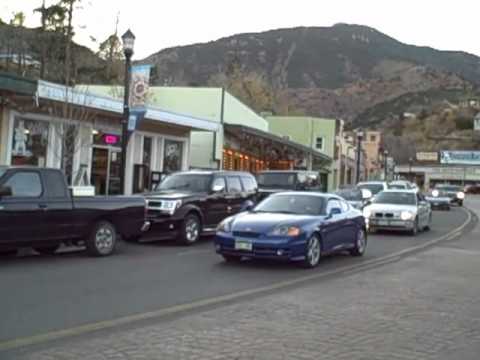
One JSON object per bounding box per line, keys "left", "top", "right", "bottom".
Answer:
{"left": 355, "top": 131, "right": 363, "bottom": 184}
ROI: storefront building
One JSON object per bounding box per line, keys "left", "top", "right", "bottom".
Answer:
{"left": 87, "top": 86, "right": 333, "bottom": 187}
{"left": 0, "top": 74, "right": 219, "bottom": 195}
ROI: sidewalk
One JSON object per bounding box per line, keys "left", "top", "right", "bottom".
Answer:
{"left": 13, "top": 201, "right": 480, "bottom": 360}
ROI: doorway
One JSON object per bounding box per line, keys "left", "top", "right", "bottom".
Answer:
{"left": 91, "top": 147, "right": 121, "bottom": 195}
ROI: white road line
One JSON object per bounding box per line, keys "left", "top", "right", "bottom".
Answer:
{"left": 0, "top": 208, "right": 473, "bottom": 352}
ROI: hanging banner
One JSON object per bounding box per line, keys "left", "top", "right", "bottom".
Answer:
{"left": 440, "top": 150, "right": 480, "bottom": 165}
{"left": 128, "top": 64, "right": 151, "bottom": 131}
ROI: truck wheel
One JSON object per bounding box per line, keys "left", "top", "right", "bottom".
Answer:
{"left": 34, "top": 245, "right": 60, "bottom": 255}
{"left": 178, "top": 214, "right": 201, "bottom": 246}
{"left": 86, "top": 221, "right": 117, "bottom": 256}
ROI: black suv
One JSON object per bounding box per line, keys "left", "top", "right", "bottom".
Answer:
{"left": 256, "top": 170, "right": 325, "bottom": 201}
{"left": 143, "top": 171, "right": 258, "bottom": 245}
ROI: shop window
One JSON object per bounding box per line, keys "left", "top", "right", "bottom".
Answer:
{"left": 315, "top": 137, "right": 324, "bottom": 150}
{"left": 163, "top": 139, "right": 183, "bottom": 173}
{"left": 11, "top": 118, "right": 49, "bottom": 166}
{"left": 370, "top": 135, "right": 376, "bottom": 142}
{"left": 143, "top": 137, "right": 152, "bottom": 166}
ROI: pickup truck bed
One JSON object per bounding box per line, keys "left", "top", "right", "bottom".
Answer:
{"left": 0, "top": 167, "right": 147, "bottom": 257}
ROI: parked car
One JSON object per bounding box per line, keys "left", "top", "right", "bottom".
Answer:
{"left": 424, "top": 188, "right": 451, "bottom": 211}
{"left": 256, "top": 170, "right": 324, "bottom": 201}
{"left": 357, "top": 181, "right": 389, "bottom": 196}
{"left": 334, "top": 187, "right": 372, "bottom": 210}
{"left": 0, "top": 167, "right": 148, "bottom": 257}
{"left": 433, "top": 184, "right": 465, "bottom": 206}
{"left": 363, "top": 189, "right": 432, "bottom": 236}
{"left": 214, "top": 192, "right": 367, "bottom": 268}
{"left": 144, "top": 171, "right": 258, "bottom": 245}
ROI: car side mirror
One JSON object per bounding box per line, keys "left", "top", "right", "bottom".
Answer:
{"left": 329, "top": 207, "right": 342, "bottom": 218}
{"left": 212, "top": 184, "right": 225, "bottom": 193}
{"left": 0, "top": 185, "right": 12, "bottom": 198}
{"left": 241, "top": 201, "right": 255, "bottom": 212}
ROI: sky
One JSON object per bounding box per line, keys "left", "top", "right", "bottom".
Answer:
{"left": 1, "top": 0, "right": 480, "bottom": 60}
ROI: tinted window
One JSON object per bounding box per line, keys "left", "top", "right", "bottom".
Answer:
{"left": 4, "top": 172, "right": 43, "bottom": 197}
{"left": 373, "top": 192, "right": 416, "bottom": 205}
{"left": 335, "top": 189, "right": 362, "bottom": 201}
{"left": 241, "top": 176, "right": 257, "bottom": 192}
{"left": 44, "top": 171, "right": 68, "bottom": 198}
{"left": 157, "top": 174, "right": 211, "bottom": 192}
{"left": 212, "top": 177, "right": 226, "bottom": 191}
{"left": 0, "top": 167, "right": 6, "bottom": 179}
{"left": 257, "top": 173, "right": 296, "bottom": 189}
{"left": 436, "top": 185, "right": 461, "bottom": 192}
{"left": 389, "top": 184, "right": 406, "bottom": 190}
{"left": 227, "top": 177, "right": 242, "bottom": 193}
{"left": 255, "top": 194, "right": 325, "bottom": 215}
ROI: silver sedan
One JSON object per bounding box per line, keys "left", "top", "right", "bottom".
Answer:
{"left": 363, "top": 189, "right": 432, "bottom": 236}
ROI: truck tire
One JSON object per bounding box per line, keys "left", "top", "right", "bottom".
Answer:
{"left": 86, "top": 221, "right": 117, "bottom": 257}
{"left": 34, "top": 245, "right": 60, "bottom": 255}
{"left": 178, "top": 213, "right": 201, "bottom": 246}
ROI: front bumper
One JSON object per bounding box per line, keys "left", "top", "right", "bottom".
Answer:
{"left": 368, "top": 218, "right": 415, "bottom": 231}
{"left": 142, "top": 216, "right": 183, "bottom": 241}
{"left": 214, "top": 233, "right": 307, "bottom": 261}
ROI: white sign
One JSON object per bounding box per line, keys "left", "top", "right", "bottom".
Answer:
{"left": 474, "top": 113, "right": 480, "bottom": 131}
{"left": 416, "top": 152, "right": 438, "bottom": 162}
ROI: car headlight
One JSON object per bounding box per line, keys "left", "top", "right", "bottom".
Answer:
{"left": 400, "top": 211, "right": 414, "bottom": 221}
{"left": 217, "top": 217, "right": 234, "bottom": 233}
{"left": 269, "top": 225, "right": 301, "bottom": 237}
{"left": 363, "top": 208, "right": 372, "bottom": 218}
{"left": 160, "top": 200, "right": 182, "bottom": 215}
{"left": 432, "top": 190, "right": 439, "bottom": 197}
{"left": 457, "top": 192, "right": 465, "bottom": 200}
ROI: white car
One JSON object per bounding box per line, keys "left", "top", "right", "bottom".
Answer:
{"left": 363, "top": 189, "right": 432, "bottom": 236}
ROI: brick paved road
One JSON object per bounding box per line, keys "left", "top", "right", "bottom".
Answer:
{"left": 6, "top": 199, "right": 480, "bottom": 360}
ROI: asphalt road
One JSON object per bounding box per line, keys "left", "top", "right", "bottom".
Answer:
{"left": 0, "top": 206, "right": 469, "bottom": 346}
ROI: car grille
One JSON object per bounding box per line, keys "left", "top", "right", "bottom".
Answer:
{"left": 233, "top": 231, "right": 262, "bottom": 238}
{"left": 375, "top": 212, "right": 396, "bottom": 218}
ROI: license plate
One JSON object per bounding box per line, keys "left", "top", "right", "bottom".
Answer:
{"left": 235, "top": 239, "right": 253, "bottom": 251}
{"left": 378, "top": 220, "right": 389, "bottom": 226}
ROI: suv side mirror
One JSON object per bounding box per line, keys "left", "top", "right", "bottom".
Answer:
{"left": 212, "top": 184, "right": 225, "bottom": 193}
{"left": 0, "top": 185, "right": 12, "bottom": 198}
{"left": 361, "top": 188, "right": 373, "bottom": 200}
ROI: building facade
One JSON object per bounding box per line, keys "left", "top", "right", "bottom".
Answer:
{"left": 0, "top": 74, "right": 218, "bottom": 195}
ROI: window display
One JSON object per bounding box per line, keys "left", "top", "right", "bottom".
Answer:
{"left": 11, "top": 118, "right": 49, "bottom": 166}
{"left": 163, "top": 139, "right": 183, "bottom": 173}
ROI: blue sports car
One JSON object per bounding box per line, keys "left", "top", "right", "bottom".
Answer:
{"left": 214, "top": 192, "right": 367, "bottom": 268}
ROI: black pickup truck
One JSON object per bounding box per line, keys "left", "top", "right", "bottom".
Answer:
{"left": 0, "top": 166, "right": 148, "bottom": 257}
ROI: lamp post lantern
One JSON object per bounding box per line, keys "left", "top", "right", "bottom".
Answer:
{"left": 120, "top": 29, "right": 135, "bottom": 195}
{"left": 384, "top": 150, "right": 389, "bottom": 181}
{"left": 355, "top": 131, "right": 363, "bottom": 184}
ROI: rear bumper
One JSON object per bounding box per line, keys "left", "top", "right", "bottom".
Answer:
{"left": 214, "top": 233, "right": 307, "bottom": 261}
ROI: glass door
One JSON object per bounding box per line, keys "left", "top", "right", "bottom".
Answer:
{"left": 91, "top": 147, "right": 122, "bottom": 195}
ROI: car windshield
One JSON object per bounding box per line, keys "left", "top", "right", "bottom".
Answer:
{"left": 373, "top": 192, "right": 416, "bottom": 205}
{"left": 254, "top": 194, "right": 326, "bottom": 215}
{"left": 358, "top": 183, "right": 384, "bottom": 195}
{"left": 0, "top": 167, "right": 6, "bottom": 179}
{"left": 156, "top": 174, "right": 211, "bottom": 192}
{"left": 335, "top": 189, "right": 362, "bottom": 201}
{"left": 257, "top": 173, "right": 296, "bottom": 189}
{"left": 436, "top": 185, "right": 461, "bottom": 192}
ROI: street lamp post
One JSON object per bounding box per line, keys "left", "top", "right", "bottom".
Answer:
{"left": 408, "top": 157, "right": 413, "bottom": 182}
{"left": 355, "top": 131, "right": 363, "bottom": 184}
{"left": 384, "top": 150, "right": 389, "bottom": 181}
{"left": 120, "top": 29, "right": 135, "bottom": 195}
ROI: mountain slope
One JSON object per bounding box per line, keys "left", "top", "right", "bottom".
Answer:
{"left": 143, "top": 24, "right": 478, "bottom": 123}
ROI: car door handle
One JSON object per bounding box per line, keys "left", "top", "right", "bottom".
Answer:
{"left": 38, "top": 203, "right": 48, "bottom": 210}
{"left": 227, "top": 206, "right": 232, "bottom": 213}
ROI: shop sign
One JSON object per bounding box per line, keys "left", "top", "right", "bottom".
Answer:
{"left": 440, "top": 151, "right": 480, "bottom": 165}
{"left": 416, "top": 152, "right": 438, "bottom": 162}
